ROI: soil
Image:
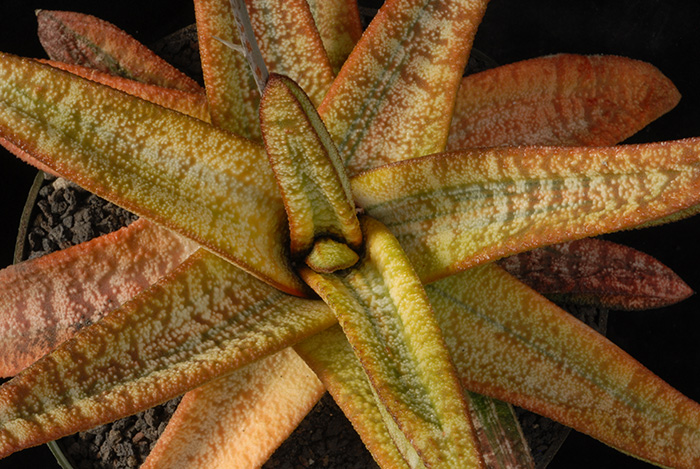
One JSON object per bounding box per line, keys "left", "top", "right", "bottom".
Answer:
{"left": 20, "top": 174, "right": 608, "bottom": 468}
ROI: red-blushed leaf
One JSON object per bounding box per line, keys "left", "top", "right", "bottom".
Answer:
{"left": 447, "top": 54, "right": 680, "bottom": 149}
{"left": 43, "top": 60, "right": 210, "bottom": 122}
{"left": 36, "top": 10, "right": 202, "bottom": 94}
{"left": 245, "top": 0, "right": 335, "bottom": 106}
{"left": 318, "top": 0, "right": 489, "bottom": 176}
{"left": 0, "top": 53, "right": 306, "bottom": 295}
{"left": 295, "top": 326, "right": 417, "bottom": 468}
{"left": 427, "top": 263, "right": 700, "bottom": 468}
{"left": 498, "top": 238, "right": 694, "bottom": 310}
{"left": 306, "top": 0, "right": 363, "bottom": 74}
{"left": 260, "top": 75, "right": 361, "bottom": 257}
{"left": 0, "top": 219, "right": 196, "bottom": 377}
{"left": 0, "top": 249, "right": 335, "bottom": 458}
{"left": 194, "top": 0, "right": 262, "bottom": 140}
{"left": 351, "top": 138, "right": 700, "bottom": 284}
{"left": 142, "top": 348, "right": 324, "bottom": 469}
{"left": 300, "top": 217, "right": 483, "bottom": 469}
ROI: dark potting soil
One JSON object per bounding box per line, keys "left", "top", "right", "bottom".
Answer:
{"left": 21, "top": 174, "right": 608, "bottom": 468}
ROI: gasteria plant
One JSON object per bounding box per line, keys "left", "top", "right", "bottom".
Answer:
{"left": 0, "top": 1, "right": 700, "bottom": 468}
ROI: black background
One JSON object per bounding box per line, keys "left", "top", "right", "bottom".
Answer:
{"left": 0, "top": 1, "right": 699, "bottom": 468}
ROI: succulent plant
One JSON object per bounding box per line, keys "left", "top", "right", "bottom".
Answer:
{"left": 0, "top": 0, "right": 699, "bottom": 468}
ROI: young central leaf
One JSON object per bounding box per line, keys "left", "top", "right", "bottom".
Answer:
{"left": 300, "top": 216, "right": 484, "bottom": 468}
{"left": 260, "top": 74, "right": 362, "bottom": 260}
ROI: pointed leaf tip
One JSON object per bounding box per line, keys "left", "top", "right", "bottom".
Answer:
{"left": 499, "top": 238, "right": 694, "bottom": 310}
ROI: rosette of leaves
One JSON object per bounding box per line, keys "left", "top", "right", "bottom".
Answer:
{"left": 0, "top": 1, "right": 699, "bottom": 468}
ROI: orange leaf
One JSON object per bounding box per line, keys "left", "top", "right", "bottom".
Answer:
{"left": 43, "top": 60, "right": 210, "bottom": 121}
{"left": 142, "top": 349, "right": 324, "bottom": 469}
{"left": 0, "top": 219, "right": 196, "bottom": 377}
{"left": 306, "top": 0, "right": 363, "bottom": 74}
{"left": 36, "top": 10, "right": 202, "bottom": 93}
{"left": 194, "top": 0, "right": 262, "bottom": 140}
{"left": 448, "top": 54, "right": 680, "bottom": 149}
{"left": 300, "top": 217, "right": 483, "bottom": 468}
{"left": 260, "top": 74, "right": 361, "bottom": 257}
{"left": 245, "top": 0, "right": 335, "bottom": 106}
{"left": 0, "top": 250, "right": 334, "bottom": 457}
{"left": 319, "top": 0, "right": 489, "bottom": 176}
{"left": 0, "top": 54, "right": 304, "bottom": 295}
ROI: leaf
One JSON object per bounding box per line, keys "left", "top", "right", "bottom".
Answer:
{"left": 194, "top": 0, "right": 262, "bottom": 139}
{"left": 427, "top": 263, "right": 700, "bottom": 468}
{"left": 0, "top": 53, "right": 305, "bottom": 295}
{"left": 0, "top": 249, "right": 335, "bottom": 457}
{"left": 142, "top": 348, "right": 324, "bottom": 469}
{"left": 36, "top": 10, "right": 202, "bottom": 93}
{"left": 245, "top": 0, "right": 335, "bottom": 105}
{"left": 351, "top": 138, "right": 700, "bottom": 283}
{"left": 297, "top": 325, "right": 535, "bottom": 469}
{"left": 300, "top": 217, "right": 483, "bottom": 468}
{"left": 498, "top": 238, "right": 694, "bottom": 310}
{"left": 306, "top": 0, "right": 363, "bottom": 74}
{"left": 295, "top": 325, "right": 417, "bottom": 469}
{"left": 466, "top": 393, "right": 535, "bottom": 469}
{"left": 448, "top": 54, "right": 681, "bottom": 149}
{"left": 0, "top": 219, "right": 196, "bottom": 377}
{"left": 318, "top": 0, "right": 489, "bottom": 176}
{"left": 43, "top": 60, "right": 210, "bottom": 122}
{"left": 260, "top": 74, "right": 361, "bottom": 257}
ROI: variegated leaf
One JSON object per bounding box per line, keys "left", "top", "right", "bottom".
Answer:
{"left": 0, "top": 249, "right": 334, "bottom": 457}
{"left": 0, "top": 219, "right": 196, "bottom": 377}
{"left": 351, "top": 139, "right": 700, "bottom": 283}
{"left": 43, "top": 60, "right": 210, "bottom": 121}
{"left": 428, "top": 263, "right": 700, "bottom": 468}
{"left": 306, "top": 0, "right": 363, "bottom": 74}
{"left": 0, "top": 54, "right": 305, "bottom": 295}
{"left": 142, "top": 348, "right": 324, "bottom": 469}
{"left": 448, "top": 54, "right": 680, "bottom": 149}
{"left": 295, "top": 325, "right": 416, "bottom": 469}
{"left": 319, "top": 0, "right": 489, "bottom": 176}
{"left": 36, "top": 10, "right": 202, "bottom": 93}
{"left": 194, "top": 0, "right": 262, "bottom": 139}
{"left": 300, "top": 217, "right": 483, "bottom": 469}
{"left": 246, "top": 0, "right": 335, "bottom": 105}
{"left": 260, "top": 74, "right": 361, "bottom": 257}
{"left": 498, "top": 238, "right": 693, "bottom": 310}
